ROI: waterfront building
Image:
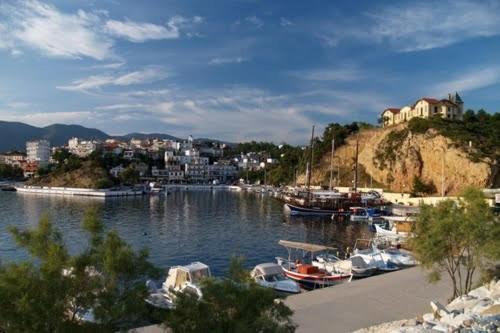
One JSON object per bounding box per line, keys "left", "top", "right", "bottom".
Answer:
{"left": 110, "top": 165, "right": 125, "bottom": 177}
{"left": 0, "top": 151, "right": 26, "bottom": 166}
{"left": 26, "top": 140, "right": 51, "bottom": 165}
{"left": 68, "top": 137, "right": 99, "bottom": 157}
{"left": 381, "top": 92, "right": 464, "bottom": 127}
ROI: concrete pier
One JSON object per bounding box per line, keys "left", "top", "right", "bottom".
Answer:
{"left": 15, "top": 186, "right": 144, "bottom": 197}
{"left": 285, "top": 266, "right": 453, "bottom": 333}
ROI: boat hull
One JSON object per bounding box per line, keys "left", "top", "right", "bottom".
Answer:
{"left": 281, "top": 267, "right": 350, "bottom": 289}
{"left": 285, "top": 203, "right": 337, "bottom": 216}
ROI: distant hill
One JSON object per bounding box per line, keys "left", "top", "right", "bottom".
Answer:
{"left": 0, "top": 121, "right": 108, "bottom": 151}
{"left": 116, "top": 132, "right": 178, "bottom": 141}
{"left": 0, "top": 121, "right": 191, "bottom": 152}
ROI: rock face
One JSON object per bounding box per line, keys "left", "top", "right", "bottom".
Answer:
{"left": 300, "top": 124, "right": 498, "bottom": 195}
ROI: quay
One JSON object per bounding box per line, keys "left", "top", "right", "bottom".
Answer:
{"left": 15, "top": 186, "right": 144, "bottom": 197}
{"left": 285, "top": 266, "right": 452, "bottom": 333}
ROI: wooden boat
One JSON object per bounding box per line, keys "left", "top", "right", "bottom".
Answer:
{"left": 276, "top": 240, "right": 352, "bottom": 289}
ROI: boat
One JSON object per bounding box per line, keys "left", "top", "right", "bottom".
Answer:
{"left": 250, "top": 263, "right": 301, "bottom": 294}
{"left": 379, "top": 248, "right": 417, "bottom": 267}
{"left": 312, "top": 253, "right": 375, "bottom": 278}
{"left": 349, "top": 207, "right": 370, "bottom": 222}
{"left": 148, "top": 182, "right": 166, "bottom": 195}
{"left": 146, "top": 262, "right": 211, "bottom": 309}
{"left": 276, "top": 240, "right": 352, "bottom": 289}
{"left": 351, "top": 239, "right": 399, "bottom": 273}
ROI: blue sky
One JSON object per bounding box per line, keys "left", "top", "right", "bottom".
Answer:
{"left": 0, "top": 0, "right": 500, "bottom": 144}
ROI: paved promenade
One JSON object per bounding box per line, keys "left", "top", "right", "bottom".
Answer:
{"left": 285, "top": 266, "right": 453, "bottom": 333}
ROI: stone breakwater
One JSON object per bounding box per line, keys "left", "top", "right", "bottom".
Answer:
{"left": 354, "top": 280, "right": 500, "bottom": 333}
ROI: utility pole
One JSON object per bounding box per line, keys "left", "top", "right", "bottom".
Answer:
{"left": 329, "top": 139, "right": 335, "bottom": 191}
{"left": 294, "top": 167, "right": 297, "bottom": 187}
{"left": 306, "top": 125, "right": 315, "bottom": 202}
{"left": 353, "top": 134, "right": 359, "bottom": 192}
{"left": 440, "top": 154, "right": 445, "bottom": 197}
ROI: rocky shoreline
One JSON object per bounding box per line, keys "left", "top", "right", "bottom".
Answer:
{"left": 354, "top": 280, "right": 500, "bottom": 333}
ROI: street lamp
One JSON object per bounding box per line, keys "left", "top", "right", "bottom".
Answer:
{"left": 433, "top": 146, "right": 446, "bottom": 197}
{"left": 329, "top": 139, "right": 335, "bottom": 191}
{"left": 332, "top": 156, "right": 341, "bottom": 187}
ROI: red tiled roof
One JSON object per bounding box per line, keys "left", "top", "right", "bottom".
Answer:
{"left": 383, "top": 108, "right": 400, "bottom": 114}
{"left": 420, "top": 97, "right": 440, "bottom": 104}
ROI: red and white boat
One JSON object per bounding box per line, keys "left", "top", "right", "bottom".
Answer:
{"left": 276, "top": 240, "right": 352, "bottom": 289}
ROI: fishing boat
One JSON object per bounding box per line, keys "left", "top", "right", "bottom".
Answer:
{"left": 146, "top": 262, "right": 211, "bottom": 309}
{"left": 250, "top": 263, "right": 301, "bottom": 294}
{"left": 276, "top": 240, "right": 352, "bottom": 289}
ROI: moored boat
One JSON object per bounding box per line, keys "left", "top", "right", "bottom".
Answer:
{"left": 276, "top": 240, "right": 352, "bottom": 289}
{"left": 250, "top": 263, "right": 301, "bottom": 294}
{"left": 146, "top": 262, "right": 211, "bottom": 309}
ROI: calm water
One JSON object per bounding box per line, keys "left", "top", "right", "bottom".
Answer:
{"left": 0, "top": 190, "right": 373, "bottom": 275}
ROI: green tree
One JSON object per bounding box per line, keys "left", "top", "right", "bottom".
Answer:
{"left": 165, "top": 257, "right": 296, "bottom": 333}
{"left": 411, "top": 176, "right": 436, "bottom": 196}
{"left": 0, "top": 209, "right": 158, "bottom": 332}
{"left": 119, "top": 166, "right": 140, "bottom": 185}
{"left": 0, "top": 163, "right": 24, "bottom": 180}
{"left": 410, "top": 187, "right": 500, "bottom": 300}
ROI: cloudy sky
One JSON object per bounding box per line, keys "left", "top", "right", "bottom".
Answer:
{"left": 0, "top": 0, "right": 499, "bottom": 143}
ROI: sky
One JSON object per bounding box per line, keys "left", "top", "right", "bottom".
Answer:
{"left": 0, "top": 0, "right": 500, "bottom": 144}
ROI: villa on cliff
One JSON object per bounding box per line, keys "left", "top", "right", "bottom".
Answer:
{"left": 381, "top": 92, "right": 464, "bottom": 127}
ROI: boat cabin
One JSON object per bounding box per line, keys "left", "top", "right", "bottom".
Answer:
{"left": 163, "top": 262, "right": 211, "bottom": 292}
{"left": 252, "top": 263, "right": 287, "bottom": 282}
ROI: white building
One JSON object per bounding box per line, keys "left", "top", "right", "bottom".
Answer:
{"left": 68, "top": 137, "right": 98, "bottom": 157}
{"left": 110, "top": 165, "right": 125, "bottom": 177}
{"left": 26, "top": 140, "right": 50, "bottom": 165}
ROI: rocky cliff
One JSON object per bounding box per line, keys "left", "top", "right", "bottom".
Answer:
{"left": 298, "top": 124, "right": 499, "bottom": 195}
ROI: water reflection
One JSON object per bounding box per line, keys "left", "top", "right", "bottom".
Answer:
{"left": 0, "top": 191, "right": 373, "bottom": 275}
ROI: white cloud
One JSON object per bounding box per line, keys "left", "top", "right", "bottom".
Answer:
{"left": 280, "top": 17, "right": 293, "bottom": 27}
{"left": 290, "top": 67, "right": 363, "bottom": 81}
{"left": 209, "top": 57, "right": 248, "bottom": 65}
{"left": 95, "top": 103, "right": 148, "bottom": 111}
{"left": 6, "top": 0, "right": 113, "bottom": 60}
{"left": 324, "top": 0, "right": 500, "bottom": 52}
{"left": 432, "top": 66, "right": 500, "bottom": 95}
{"left": 245, "top": 16, "right": 263, "bottom": 29}
{"left": 0, "top": 111, "right": 93, "bottom": 127}
{"left": 88, "top": 62, "right": 125, "bottom": 70}
{"left": 0, "top": 1, "right": 202, "bottom": 59}
{"left": 57, "top": 67, "right": 168, "bottom": 92}
{"left": 104, "top": 19, "right": 179, "bottom": 42}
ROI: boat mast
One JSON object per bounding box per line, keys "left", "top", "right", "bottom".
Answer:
{"left": 354, "top": 134, "right": 359, "bottom": 192}
{"left": 307, "top": 125, "right": 315, "bottom": 201}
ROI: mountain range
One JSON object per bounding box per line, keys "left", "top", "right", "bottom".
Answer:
{"left": 0, "top": 121, "right": 179, "bottom": 152}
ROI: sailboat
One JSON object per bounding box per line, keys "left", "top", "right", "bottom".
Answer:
{"left": 284, "top": 129, "right": 386, "bottom": 215}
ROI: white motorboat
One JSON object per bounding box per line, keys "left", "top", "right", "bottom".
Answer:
{"left": 352, "top": 240, "right": 399, "bottom": 273}
{"left": 146, "top": 262, "right": 211, "bottom": 309}
{"left": 313, "top": 253, "right": 375, "bottom": 278}
{"left": 250, "top": 263, "right": 301, "bottom": 294}
{"left": 380, "top": 248, "right": 417, "bottom": 267}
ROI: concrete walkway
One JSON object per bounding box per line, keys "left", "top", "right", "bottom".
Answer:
{"left": 285, "top": 267, "right": 453, "bottom": 333}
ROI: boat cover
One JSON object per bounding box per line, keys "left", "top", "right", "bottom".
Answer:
{"left": 279, "top": 240, "right": 336, "bottom": 253}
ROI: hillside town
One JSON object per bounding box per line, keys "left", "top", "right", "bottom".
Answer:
{"left": 0, "top": 134, "right": 273, "bottom": 187}
{"left": 0, "top": 135, "right": 284, "bottom": 184}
